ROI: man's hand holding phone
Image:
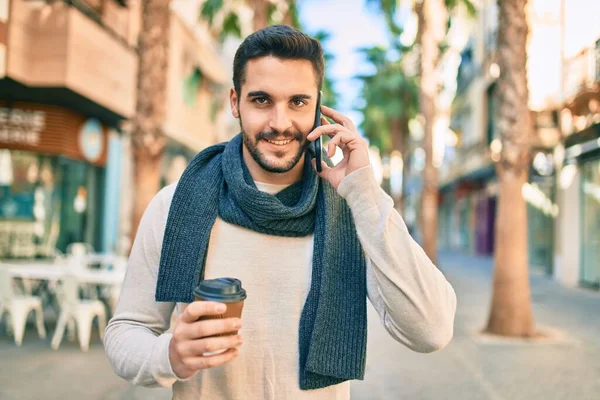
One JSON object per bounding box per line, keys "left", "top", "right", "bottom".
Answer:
{"left": 308, "top": 105, "right": 371, "bottom": 190}
{"left": 169, "top": 301, "right": 243, "bottom": 380}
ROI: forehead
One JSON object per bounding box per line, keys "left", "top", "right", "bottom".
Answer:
{"left": 242, "top": 56, "right": 317, "bottom": 95}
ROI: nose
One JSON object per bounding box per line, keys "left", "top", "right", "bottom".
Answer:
{"left": 268, "top": 104, "right": 293, "bottom": 134}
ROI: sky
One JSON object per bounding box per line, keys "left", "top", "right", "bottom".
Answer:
{"left": 298, "top": 0, "right": 390, "bottom": 129}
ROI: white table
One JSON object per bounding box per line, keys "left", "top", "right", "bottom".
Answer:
{"left": 82, "top": 253, "right": 119, "bottom": 265}
{"left": 5, "top": 264, "right": 125, "bottom": 285}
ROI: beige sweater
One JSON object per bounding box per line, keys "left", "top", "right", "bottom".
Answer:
{"left": 104, "top": 165, "right": 457, "bottom": 400}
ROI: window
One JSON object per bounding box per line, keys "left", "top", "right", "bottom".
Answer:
{"left": 581, "top": 158, "right": 600, "bottom": 287}
{"left": 486, "top": 83, "right": 498, "bottom": 146}
{"left": 182, "top": 69, "right": 202, "bottom": 107}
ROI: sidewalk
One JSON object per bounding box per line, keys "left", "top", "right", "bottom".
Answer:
{"left": 351, "top": 251, "right": 600, "bottom": 400}
{"left": 1, "top": 251, "right": 598, "bottom": 399}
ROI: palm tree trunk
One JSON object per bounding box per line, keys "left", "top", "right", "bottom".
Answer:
{"left": 418, "top": 0, "right": 444, "bottom": 265}
{"left": 485, "top": 0, "right": 535, "bottom": 337}
{"left": 131, "top": 0, "right": 170, "bottom": 242}
{"left": 248, "top": 0, "right": 270, "bottom": 31}
{"left": 390, "top": 117, "right": 408, "bottom": 212}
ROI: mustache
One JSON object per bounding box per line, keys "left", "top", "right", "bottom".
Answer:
{"left": 257, "top": 130, "right": 304, "bottom": 141}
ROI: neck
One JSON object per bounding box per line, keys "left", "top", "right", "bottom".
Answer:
{"left": 242, "top": 145, "right": 305, "bottom": 185}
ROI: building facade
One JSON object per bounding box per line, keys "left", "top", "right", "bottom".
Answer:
{"left": 441, "top": 0, "right": 563, "bottom": 273}
{"left": 554, "top": 0, "right": 600, "bottom": 288}
{"left": 0, "top": 0, "right": 229, "bottom": 258}
{"left": 442, "top": 0, "right": 600, "bottom": 290}
{"left": 0, "top": 0, "right": 139, "bottom": 257}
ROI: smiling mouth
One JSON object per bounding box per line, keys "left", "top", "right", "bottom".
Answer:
{"left": 264, "top": 138, "right": 293, "bottom": 146}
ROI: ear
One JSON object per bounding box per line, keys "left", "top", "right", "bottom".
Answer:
{"left": 229, "top": 88, "right": 240, "bottom": 118}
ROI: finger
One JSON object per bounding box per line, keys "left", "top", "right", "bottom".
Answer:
{"left": 180, "top": 301, "right": 226, "bottom": 324}
{"left": 311, "top": 159, "right": 331, "bottom": 177}
{"left": 320, "top": 116, "right": 331, "bottom": 126}
{"left": 180, "top": 334, "right": 243, "bottom": 357}
{"left": 320, "top": 105, "right": 355, "bottom": 129}
{"left": 307, "top": 123, "right": 345, "bottom": 141}
{"left": 327, "top": 130, "right": 358, "bottom": 150}
{"left": 182, "top": 347, "right": 240, "bottom": 371}
{"left": 327, "top": 137, "right": 339, "bottom": 158}
{"left": 181, "top": 317, "right": 242, "bottom": 340}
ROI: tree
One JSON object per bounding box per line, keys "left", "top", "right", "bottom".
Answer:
{"left": 131, "top": 0, "right": 170, "bottom": 242}
{"left": 368, "top": 0, "right": 475, "bottom": 264}
{"left": 486, "top": 0, "right": 535, "bottom": 337}
{"left": 248, "top": 0, "right": 270, "bottom": 30}
{"left": 200, "top": 0, "right": 339, "bottom": 109}
{"left": 356, "top": 46, "right": 419, "bottom": 209}
{"left": 417, "top": 0, "right": 446, "bottom": 265}
{"left": 313, "top": 30, "right": 339, "bottom": 110}
{"left": 200, "top": 0, "right": 292, "bottom": 38}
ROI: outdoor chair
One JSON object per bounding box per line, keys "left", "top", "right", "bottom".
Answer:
{"left": 0, "top": 267, "right": 47, "bottom": 346}
{"left": 50, "top": 273, "right": 106, "bottom": 352}
{"left": 66, "top": 242, "right": 94, "bottom": 257}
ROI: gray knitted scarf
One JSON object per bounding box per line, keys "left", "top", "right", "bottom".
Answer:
{"left": 155, "top": 133, "right": 367, "bottom": 390}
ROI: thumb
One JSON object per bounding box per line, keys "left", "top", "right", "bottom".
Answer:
{"left": 311, "top": 158, "right": 332, "bottom": 179}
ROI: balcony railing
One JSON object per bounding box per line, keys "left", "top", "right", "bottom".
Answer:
{"left": 439, "top": 141, "right": 493, "bottom": 186}
{"left": 564, "top": 42, "right": 600, "bottom": 101}
{"left": 6, "top": 1, "right": 138, "bottom": 118}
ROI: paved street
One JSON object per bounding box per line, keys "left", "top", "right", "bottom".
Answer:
{"left": 353, "top": 251, "right": 600, "bottom": 400}
{"left": 1, "top": 251, "right": 599, "bottom": 400}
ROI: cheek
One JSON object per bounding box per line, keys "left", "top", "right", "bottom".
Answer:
{"left": 240, "top": 107, "right": 268, "bottom": 134}
{"left": 299, "top": 112, "right": 316, "bottom": 134}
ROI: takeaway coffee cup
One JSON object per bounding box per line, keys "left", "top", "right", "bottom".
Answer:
{"left": 193, "top": 278, "right": 247, "bottom": 339}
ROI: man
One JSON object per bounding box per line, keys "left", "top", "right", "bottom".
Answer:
{"left": 105, "top": 25, "right": 457, "bottom": 400}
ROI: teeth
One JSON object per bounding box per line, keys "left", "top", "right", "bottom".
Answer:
{"left": 266, "top": 139, "right": 292, "bottom": 145}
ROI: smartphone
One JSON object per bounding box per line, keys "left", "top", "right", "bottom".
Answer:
{"left": 313, "top": 91, "right": 323, "bottom": 173}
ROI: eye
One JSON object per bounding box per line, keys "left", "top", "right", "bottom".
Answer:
{"left": 252, "top": 97, "right": 269, "bottom": 105}
{"left": 292, "top": 99, "right": 307, "bottom": 107}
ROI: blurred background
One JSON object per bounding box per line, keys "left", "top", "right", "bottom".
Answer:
{"left": 0, "top": 0, "right": 599, "bottom": 399}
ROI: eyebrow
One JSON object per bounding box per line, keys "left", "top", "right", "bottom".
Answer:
{"left": 246, "top": 91, "right": 313, "bottom": 100}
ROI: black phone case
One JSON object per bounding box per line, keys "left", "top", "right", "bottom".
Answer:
{"left": 314, "top": 91, "right": 323, "bottom": 173}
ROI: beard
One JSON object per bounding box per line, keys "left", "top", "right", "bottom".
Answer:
{"left": 240, "top": 118, "right": 310, "bottom": 174}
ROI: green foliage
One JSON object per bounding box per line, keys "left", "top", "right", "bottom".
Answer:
{"left": 267, "top": 2, "right": 279, "bottom": 26}
{"left": 198, "top": 1, "right": 339, "bottom": 108}
{"left": 312, "top": 30, "right": 338, "bottom": 109}
{"left": 200, "top": 0, "right": 224, "bottom": 26}
{"left": 365, "top": 0, "right": 402, "bottom": 36}
{"left": 287, "top": 0, "right": 302, "bottom": 29}
{"left": 200, "top": 0, "right": 242, "bottom": 42}
{"left": 220, "top": 12, "right": 242, "bottom": 41}
{"left": 356, "top": 46, "right": 419, "bottom": 153}
{"left": 445, "top": 0, "right": 476, "bottom": 17}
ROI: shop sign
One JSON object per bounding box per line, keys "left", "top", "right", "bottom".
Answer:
{"left": 79, "top": 118, "right": 104, "bottom": 163}
{"left": 0, "top": 102, "right": 108, "bottom": 166}
{"left": 0, "top": 107, "right": 46, "bottom": 146}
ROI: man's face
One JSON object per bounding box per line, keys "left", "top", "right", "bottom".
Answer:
{"left": 230, "top": 56, "right": 318, "bottom": 174}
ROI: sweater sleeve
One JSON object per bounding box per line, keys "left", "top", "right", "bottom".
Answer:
{"left": 337, "top": 165, "right": 457, "bottom": 353}
{"left": 104, "top": 184, "right": 180, "bottom": 387}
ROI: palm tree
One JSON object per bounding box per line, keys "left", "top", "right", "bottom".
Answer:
{"left": 486, "top": 0, "right": 535, "bottom": 337}
{"left": 313, "top": 30, "right": 339, "bottom": 110}
{"left": 131, "top": 0, "right": 170, "bottom": 241}
{"left": 201, "top": 0, "right": 291, "bottom": 36}
{"left": 368, "top": 0, "right": 475, "bottom": 265}
{"left": 200, "top": 1, "right": 339, "bottom": 109}
{"left": 247, "top": 0, "right": 270, "bottom": 30}
{"left": 357, "top": 46, "right": 419, "bottom": 209}
{"left": 417, "top": 0, "right": 446, "bottom": 265}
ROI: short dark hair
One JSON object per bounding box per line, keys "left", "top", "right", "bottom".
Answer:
{"left": 232, "top": 25, "right": 324, "bottom": 96}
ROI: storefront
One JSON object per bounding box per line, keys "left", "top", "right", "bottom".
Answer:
{"left": 0, "top": 102, "right": 110, "bottom": 258}
{"left": 580, "top": 157, "right": 600, "bottom": 288}
{"left": 563, "top": 122, "right": 600, "bottom": 288}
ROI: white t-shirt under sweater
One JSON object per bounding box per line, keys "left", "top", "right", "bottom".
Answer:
{"left": 104, "top": 165, "right": 457, "bottom": 400}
